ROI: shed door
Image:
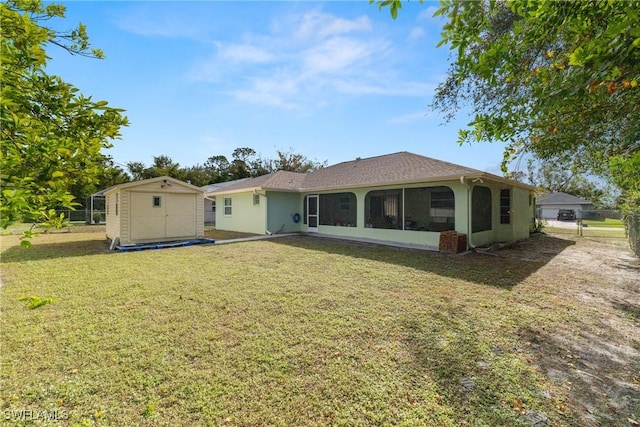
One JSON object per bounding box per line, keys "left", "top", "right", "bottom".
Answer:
{"left": 130, "top": 192, "right": 196, "bottom": 241}
{"left": 165, "top": 193, "right": 197, "bottom": 238}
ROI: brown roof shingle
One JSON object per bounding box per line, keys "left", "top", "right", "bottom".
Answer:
{"left": 301, "top": 151, "right": 481, "bottom": 190}
{"left": 206, "top": 152, "right": 530, "bottom": 195}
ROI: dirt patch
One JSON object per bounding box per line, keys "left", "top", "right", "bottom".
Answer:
{"left": 488, "top": 233, "right": 640, "bottom": 426}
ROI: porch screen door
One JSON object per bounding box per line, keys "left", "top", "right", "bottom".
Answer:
{"left": 307, "top": 195, "right": 318, "bottom": 232}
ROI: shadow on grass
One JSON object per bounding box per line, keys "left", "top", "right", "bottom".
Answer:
{"left": 0, "top": 238, "right": 111, "bottom": 263}
{"left": 518, "top": 322, "right": 640, "bottom": 427}
{"left": 400, "top": 311, "right": 542, "bottom": 425}
{"left": 271, "top": 233, "right": 575, "bottom": 290}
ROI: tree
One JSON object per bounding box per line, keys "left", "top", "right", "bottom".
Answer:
{"left": 204, "top": 155, "right": 232, "bottom": 183}
{"left": 126, "top": 156, "right": 182, "bottom": 181}
{"left": 273, "top": 149, "right": 326, "bottom": 173}
{"left": 376, "top": 0, "right": 640, "bottom": 211}
{"left": 126, "top": 161, "right": 147, "bottom": 181}
{"left": 514, "top": 157, "right": 610, "bottom": 208}
{"left": 125, "top": 148, "right": 327, "bottom": 187}
{"left": 1, "top": 0, "right": 128, "bottom": 244}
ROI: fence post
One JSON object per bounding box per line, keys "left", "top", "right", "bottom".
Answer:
{"left": 628, "top": 214, "right": 640, "bottom": 258}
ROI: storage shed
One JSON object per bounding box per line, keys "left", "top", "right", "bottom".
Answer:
{"left": 105, "top": 176, "right": 205, "bottom": 246}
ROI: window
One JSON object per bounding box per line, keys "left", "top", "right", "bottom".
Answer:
{"left": 224, "top": 197, "right": 232, "bottom": 216}
{"left": 405, "top": 186, "right": 455, "bottom": 232}
{"left": 115, "top": 193, "right": 119, "bottom": 216}
{"left": 500, "top": 188, "right": 511, "bottom": 224}
{"left": 472, "top": 186, "right": 492, "bottom": 232}
{"left": 365, "top": 190, "right": 402, "bottom": 229}
{"left": 153, "top": 196, "right": 161, "bottom": 208}
{"left": 253, "top": 194, "right": 260, "bottom": 206}
{"left": 319, "top": 193, "right": 357, "bottom": 227}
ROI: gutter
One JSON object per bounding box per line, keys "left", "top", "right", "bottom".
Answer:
{"left": 459, "top": 176, "right": 475, "bottom": 250}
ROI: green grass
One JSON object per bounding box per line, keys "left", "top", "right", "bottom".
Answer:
{"left": 582, "top": 218, "right": 625, "bottom": 228}
{"left": 0, "top": 233, "right": 599, "bottom": 425}
{"left": 543, "top": 226, "right": 626, "bottom": 240}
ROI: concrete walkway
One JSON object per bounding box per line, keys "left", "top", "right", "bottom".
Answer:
{"left": 213, "top": 233, "right": 300, "bottom": 245}
{"left": 214, "top": 232, "right": 440, "bottom": 252}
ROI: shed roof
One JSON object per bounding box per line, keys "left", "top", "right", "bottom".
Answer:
{"left": 206, "top": 152, "right": 535, "bottom": 195}
{"left": 537, "top": 192, "right": 592, "bottom": 206}
{"left": 104, "top": 176, "right": 204, "bottom": 195}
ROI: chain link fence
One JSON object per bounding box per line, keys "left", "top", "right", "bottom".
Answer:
{"left": 53, "top": 209, "right": 105, "bottom": 224}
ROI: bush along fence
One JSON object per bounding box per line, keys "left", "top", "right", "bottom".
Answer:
{"left": 627, "top": 214, "right": 640, "bottom": 257}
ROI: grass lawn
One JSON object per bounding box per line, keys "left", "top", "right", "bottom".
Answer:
{"left": 542, "top": 225, "right": 627, "bottom": 241}
{"left": 0, "top": 232, "right": 635, "bottom": 425}
{"left": 581, "top": 218, "right": 625, "bottom": 228}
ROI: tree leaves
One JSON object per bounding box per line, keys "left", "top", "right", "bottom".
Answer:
{"left": 1, "top": 0, "right": 128, "bottom": 239}
{"left": 427, "top": 0, "right": 640, "bottom": 210}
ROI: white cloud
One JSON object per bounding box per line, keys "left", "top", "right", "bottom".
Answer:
{"left": 409, "top": 27, "right": 425, "bottom": 40}
{"left": 186, "top": 8, "right": 438, "bottom": 111}
{"left": 115, "top": 8, "right": 206, "bottom": 40}
{"left": 219, "top": 44, "right": 275, "bottom": 64}
{"left": 418, "top": 6, "right": 441, "bottom": 21}
{"left": 302, "top": 37, "right": 380, "bottom": 75}
{"left": 294, "top": 11, "right": 372, "bottom": 40}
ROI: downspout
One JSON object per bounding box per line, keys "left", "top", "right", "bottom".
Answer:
{"left": 459, "top": 176, "right": 476, "bottom": 250}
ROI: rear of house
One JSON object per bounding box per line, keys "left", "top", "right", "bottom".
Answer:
{"left": 208, "top": 152, "right": 536, "bottom": 250}
{"left": 105, "top": 176, "right": 204, "bottom": 246}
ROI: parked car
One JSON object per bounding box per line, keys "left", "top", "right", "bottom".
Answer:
{"left": 557, "top": 209, "right": 576, "bottom": 221}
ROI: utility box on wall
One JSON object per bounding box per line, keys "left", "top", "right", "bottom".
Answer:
{"left": 439, "top": 231, "right": 467, "bottom": 254}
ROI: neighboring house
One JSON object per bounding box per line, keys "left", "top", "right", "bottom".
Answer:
{"left": 205, "top": 152, "right": 536, "bottom": 250}
{"left": 536, "top": 192, "right": 594, "bottom": 220}
{"left": 105, "top": 176, "right": 205, "bottom": 246}
{"left": 201, "top": 179, "right": 250, "bottom": 225}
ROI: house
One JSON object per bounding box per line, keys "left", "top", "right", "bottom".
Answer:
{"left": 536, "top": 192, "right": 594, "bottom": 220}
{"left": 104, "top": 176, "right": 205, "bottom": 246}
{"left": 201, "top": 179, "right": 250, "bottom": 225}
{"left": 205, "top": 152, "right": 536, "bottom": 250}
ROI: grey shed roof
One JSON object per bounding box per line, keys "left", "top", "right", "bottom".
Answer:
{"left": 537, "top": 192, "right": 592, "bottom": 205}
{"left": 201, "top": 178, "right": 250, "bottom": 193}
{"left": 206, "top": 152, "right": 534, "bottom": 195}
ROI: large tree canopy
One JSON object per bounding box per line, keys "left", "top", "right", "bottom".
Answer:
{"left": 0, "top": 0, "right": 128, "bottom": 241}
{"left": 376, "top": 0, "right": 640, "bottom": 210}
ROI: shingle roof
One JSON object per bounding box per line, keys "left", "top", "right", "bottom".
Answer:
{"left": 537, "top": 192, "right": 592, "bottom": 205}
{"left": 301, "top": 151, "right": 481, "bottom": 190}
{"left": 201, "top": 178, "right": 250, "bottom": 193}
{"left": 205, "top": 152, "right": 532, "bottom": 195}
{"left": 210, "top": 170, "right": 306, "bottom": 193}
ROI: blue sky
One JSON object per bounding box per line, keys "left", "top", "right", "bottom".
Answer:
{"left": 46, "top": 1, "right": 509, "bottom": 174}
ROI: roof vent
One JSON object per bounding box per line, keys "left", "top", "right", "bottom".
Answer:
{"left": 355, "top": 157, "right": 361, "bottom": 161}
